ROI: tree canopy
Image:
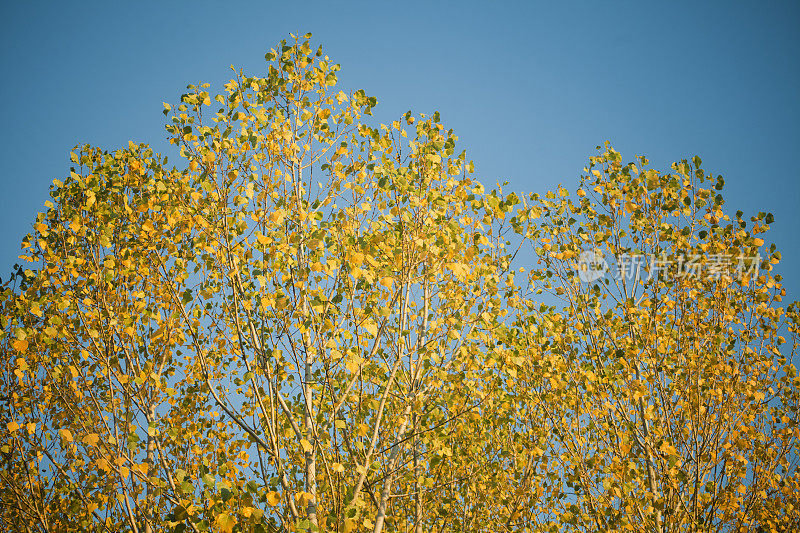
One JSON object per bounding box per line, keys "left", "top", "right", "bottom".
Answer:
{"left": 1, "top": 34, "right": 798, "bottom": 533}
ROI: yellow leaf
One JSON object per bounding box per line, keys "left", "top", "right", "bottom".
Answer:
{"left": 450, "top": 262, "right": 469, "bottom": 280}
{"left": 300, "top": 438, "right": 313, "bottom": 453}
{"left": 7, "top": 421, "right": 20, "bottom": 433}
{"left": 363, "top": 320, "right": 378, "bottom": 337}
{"left": 294, "top": 491, "right": 313, "bottom": 506}
{"left": 332, "top": 462, "right": 345, "bottom": 474}
{"left": 11, "top": 339, "right": 28, "bottom": 352}
{"left": 266, "top": 491, "right": 281, "bottom": 507}
{"left": 379, "top": 276, "right": 394, "bottom": 289}
{"left": 60, "top": 428, "right": 73, "bottom": 442}
{"left": 96, "top": 458, "right": 111, "bottom": 472}
{"left": 26, "top": 422, "right": 36, "bottom": 435}
{"left": 215, "top": 513, "right": 236, "bottom": 533}
{"left": 269, "top": 209, "right": 285, "bottom": 224}
{"left": 83, "top": 433, "right": 100, "bottom": 447}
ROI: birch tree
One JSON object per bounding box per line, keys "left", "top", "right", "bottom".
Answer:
{"left": 514, "top": 145, "right": 800, "bottom": 532}
{"left": 0, "top": 34, "right": 524, "bottom": 533}
{"left": 1, "top": 35, "right": 798, "bottom": 533}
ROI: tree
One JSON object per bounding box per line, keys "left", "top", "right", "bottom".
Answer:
{"left": 0, "top": 33, "right": 527, "bottom": 533}
{"left": 1, "top": 34, "right": 798, "bottom": 533}
{"left": 512, "top": 145, "right": 800, "bottom": 532}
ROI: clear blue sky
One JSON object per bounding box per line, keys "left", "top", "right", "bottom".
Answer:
{"left": 1, "top": 1, "right": 798, "bottom": 296}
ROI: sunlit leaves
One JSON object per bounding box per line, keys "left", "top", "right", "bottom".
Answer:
{"left": 513, "top": 143, "right": 800, "bottom": 531}
{"left": 2, "top": 33, "right": 798, "bottom": 533}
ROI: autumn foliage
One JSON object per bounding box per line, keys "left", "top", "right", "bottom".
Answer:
{"left": 1, "top": 34, "right": 798, "bottom": 533}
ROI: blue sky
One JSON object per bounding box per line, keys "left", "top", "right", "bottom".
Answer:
{"left": 1, "top": 0, "right": 798, "bottom": 296}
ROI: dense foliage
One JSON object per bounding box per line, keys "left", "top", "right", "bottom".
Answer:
{"left": 1, "top": 34, "right": 798, "bottom": 533}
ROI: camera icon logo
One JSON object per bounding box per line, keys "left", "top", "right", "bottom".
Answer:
{"left": 577, "top": 249, "right": 608, "bottom": 282}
